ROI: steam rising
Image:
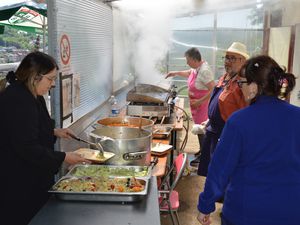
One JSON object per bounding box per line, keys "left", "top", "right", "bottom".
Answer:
{"left": 112, "top": 0, "right": 297, "bottom": 89}
{"left": 113, "top": 0, "right": 194, "bottom": 87}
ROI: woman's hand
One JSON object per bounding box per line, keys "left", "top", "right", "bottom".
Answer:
{"left": 165, "top": 72, "right": 176, "bottom": 79}
{"left": 64, "top": 152, "right": 91, "bottom": 165}
{"left": 165, "top": 70, "right": 190, "bottom": 79}
{"left": 197, "top": 212, "right": 211, "bottom": 225}
{"left": 54, "top": 128, "right": 75, "bottom": 139}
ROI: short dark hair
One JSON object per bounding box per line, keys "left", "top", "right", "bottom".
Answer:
{"left": 185, "top": 47, "right": 202, "bottom": 61}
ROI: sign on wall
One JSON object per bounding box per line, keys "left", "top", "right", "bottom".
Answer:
{"left": 60, "top": 73, "right": 73, "bottom": 127}
{"left": 59, "top": 33, "right": 72, "bottom": 75}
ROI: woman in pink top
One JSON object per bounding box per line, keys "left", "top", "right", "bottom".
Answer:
{"left": 166, "top": 48, "right": 215, "bottom": 161}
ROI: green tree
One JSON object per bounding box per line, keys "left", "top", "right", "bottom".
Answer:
{"left": 0, "top": 27, "right": 36, "bottom": 49}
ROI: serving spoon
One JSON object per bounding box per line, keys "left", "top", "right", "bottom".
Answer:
{"left": 69, "top": 134, "right": 104, "bottom": 157}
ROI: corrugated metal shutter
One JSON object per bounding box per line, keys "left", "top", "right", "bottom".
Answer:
{"left": 48, "top": 0, "right": 113, "bottom": 127}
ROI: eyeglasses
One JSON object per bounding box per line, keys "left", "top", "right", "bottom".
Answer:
{"left": 237, "top": 80, "right": 248, "bottom": 88}
{"left": 43, "top": 74, "right": 57, "bottom": 82}
{"left": 222, "top": 56, "right": 243, "bottom": 63}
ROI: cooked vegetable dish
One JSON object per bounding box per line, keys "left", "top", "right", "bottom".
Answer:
{"left": 71, "top": 165, "right": 149, "bottom": 177}
{"left": 53, "top": 177, "right": 145, "bottom": 193}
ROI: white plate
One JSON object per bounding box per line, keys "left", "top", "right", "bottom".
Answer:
{"left": 74, "top": 148, "right": 115, "bottom": 163}
{"left": 151, "top": 143, "right": 172, "bottom": 153}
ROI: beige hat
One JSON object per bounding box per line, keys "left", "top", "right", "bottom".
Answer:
{"left": 226, "top": 42, "right": 249, "bottom": 59}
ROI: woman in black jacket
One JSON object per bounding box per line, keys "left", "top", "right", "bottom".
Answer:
{"left": 0, "top": 52, "right": 89, "bottom": 225}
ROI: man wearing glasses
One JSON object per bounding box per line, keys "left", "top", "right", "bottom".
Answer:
{"left": 197, "top": 42, "right": 249, "bottom": 177}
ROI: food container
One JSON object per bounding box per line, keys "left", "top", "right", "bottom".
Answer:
{"left": 152, "top": 124, "right": 173, "bottom": 139}
{"left": 49, "top": 176, "right": 149, "bottom": 202}
{"left": 89, "top": 127, "right": 152, "bottom": 166}
{"left": 95, "top": 116, "right": 154, "bottom": 132}
{"left": 67, "top": 164, "right": 151, "bottom": 179}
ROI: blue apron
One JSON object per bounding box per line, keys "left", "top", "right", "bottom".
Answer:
{"left": 197, "top": 85, "right": 225, "bottom": 176}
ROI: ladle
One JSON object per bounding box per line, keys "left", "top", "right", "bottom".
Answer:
{"left": 138, "top": 115, "right": 143, "bottom": 131}
{"left": 69, "top": 134, "right": 104, "bottom": 156}
{"left": 160, "top": 115, "right": 166, "bottom": 125}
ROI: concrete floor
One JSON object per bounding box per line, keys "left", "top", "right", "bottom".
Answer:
{"left": 160, "top": 172, "right": 223, "bottom": 225}
{"left": 160, "top": 119, "right": 222, "bottom": 225}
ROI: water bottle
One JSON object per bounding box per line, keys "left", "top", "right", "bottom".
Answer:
{"left": 109, "top": 95, "right": 119, "bottom": 117}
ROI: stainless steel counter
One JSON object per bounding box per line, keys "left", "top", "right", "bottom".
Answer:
{"left": 29, "top": 176, "right": 161, "bottom": 225}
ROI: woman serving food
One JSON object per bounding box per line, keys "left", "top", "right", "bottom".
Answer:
{"left": 0, "top": 51, "right": 90, "bottom": 225}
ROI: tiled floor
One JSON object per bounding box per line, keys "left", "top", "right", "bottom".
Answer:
{"left": 160, "top": 119, "right": 222, "bottom": 225}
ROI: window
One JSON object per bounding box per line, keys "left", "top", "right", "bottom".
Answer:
{"left": 168, "top": 7, "right": 264, "bottom": 80}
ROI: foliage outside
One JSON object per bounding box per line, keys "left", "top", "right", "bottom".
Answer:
{"left": 0, "top": 27, "right": 37, "bottom": 49}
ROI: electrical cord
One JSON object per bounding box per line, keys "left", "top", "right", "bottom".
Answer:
{"left": 174, "top": 105, "right": 189, "bottom": 152}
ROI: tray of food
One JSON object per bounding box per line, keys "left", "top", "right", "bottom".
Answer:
{"left": 67, "top": 164, "right": 152, "bottom": 179}
{"left": 74, "top": 148, "right": 115, "bottom": 163}
{"left": 152, "top": 124, "right": 173, "bottom": 139}
{"left": 49, "top": 176, "right": 148, "bottom": 202}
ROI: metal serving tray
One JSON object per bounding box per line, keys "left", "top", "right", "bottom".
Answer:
{"left": 126, "top": 83, "right": 170, "bottom": 104}
{"left": 49, "top": 176, "right": 149, "bottom": 202}
{"left": 152, "top": 124, "right": 173, "bottom": 139}
{"left": 66, "top": 164, "right": 152, "bottom": 179}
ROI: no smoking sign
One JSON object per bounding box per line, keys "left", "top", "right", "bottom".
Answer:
{"left": 60, "top": 34, "right": 71, "bottom": 65}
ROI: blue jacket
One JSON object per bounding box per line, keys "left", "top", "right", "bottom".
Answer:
{"left": 198, "top": 95, "right": 300, "bottom": 225}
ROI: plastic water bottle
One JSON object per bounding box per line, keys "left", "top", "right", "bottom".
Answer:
{"left": 109, "top": 95, "right": 119, "bottom": 117}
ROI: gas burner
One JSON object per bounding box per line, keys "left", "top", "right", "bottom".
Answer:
{"left": 126, "top": 83, "right": 177, "bottom": 119}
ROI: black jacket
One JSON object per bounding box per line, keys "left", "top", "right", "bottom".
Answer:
{"left": 0, "top": 82, "right": 65, "bottom": 224}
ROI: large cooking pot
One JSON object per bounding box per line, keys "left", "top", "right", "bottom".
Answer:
{"left": 89, "top": 127, "right": 152, "bottom": 166}
{"left": 95, "top": 116, "right": 154, "bottom": 132}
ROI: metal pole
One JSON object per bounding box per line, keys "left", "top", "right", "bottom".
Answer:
{"left": 42, "top": 16, "right": 46, "bottom": 52}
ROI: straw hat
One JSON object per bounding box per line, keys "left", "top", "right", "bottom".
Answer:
{"left": 226, "top": 42, "right": 249, "bottom": 59}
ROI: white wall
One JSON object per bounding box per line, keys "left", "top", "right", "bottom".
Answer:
{"left": 281, "top": 0, "right": 300, "bottom": 26}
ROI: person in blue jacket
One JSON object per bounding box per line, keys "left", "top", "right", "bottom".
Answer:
{"left": 197, "top": 55, "right": 299, "bottom": 225}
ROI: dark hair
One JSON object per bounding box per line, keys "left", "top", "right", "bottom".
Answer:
{"left": 184, "top": 47, "right": 202, "bottom": 61}
{"left": 0, "top": 51, "right": 59, "bottom": 95}
{"left": 240, "top": 55, "right": 296, "bottom": 100}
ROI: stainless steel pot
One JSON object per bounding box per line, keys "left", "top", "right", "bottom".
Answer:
{"left": 89, "top": 127, "right": 152, "bottom": 166}
{"left": 95, "top": 116, "right": 154, "bottom": 132}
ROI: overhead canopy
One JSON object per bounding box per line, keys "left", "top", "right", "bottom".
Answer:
{"left": 0, "top": 1, "right": 47, "bottom": 35}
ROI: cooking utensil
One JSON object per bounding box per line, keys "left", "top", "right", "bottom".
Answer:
{"left": 152, "top": 124, "right": 173, "bottom": 139}
{"left": 69, "top": 134, "right": 104, "bottom": 157}
{"left": 150, "top": 156, "right": 158, "bottom": 169}
{"left": 153, "top": 129, "right": 159, "bottom": 134}
{"left": 160, "top": 115, "right": 166, "bottom": 125}
{"left": 89, "top": 127, "right": 152, "bottom": 166}
{"left": 138, "top": 115, "right": 143, "bottom": 135}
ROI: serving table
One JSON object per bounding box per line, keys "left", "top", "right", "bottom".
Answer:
{"left": 29, "top": 176, "right": 160, "bottom": 225}
{"left": 151, "top": 137, "right": 171, "bottom": 177}
{"left": 151, "top": 98, "right": 184, "bottom": 184}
